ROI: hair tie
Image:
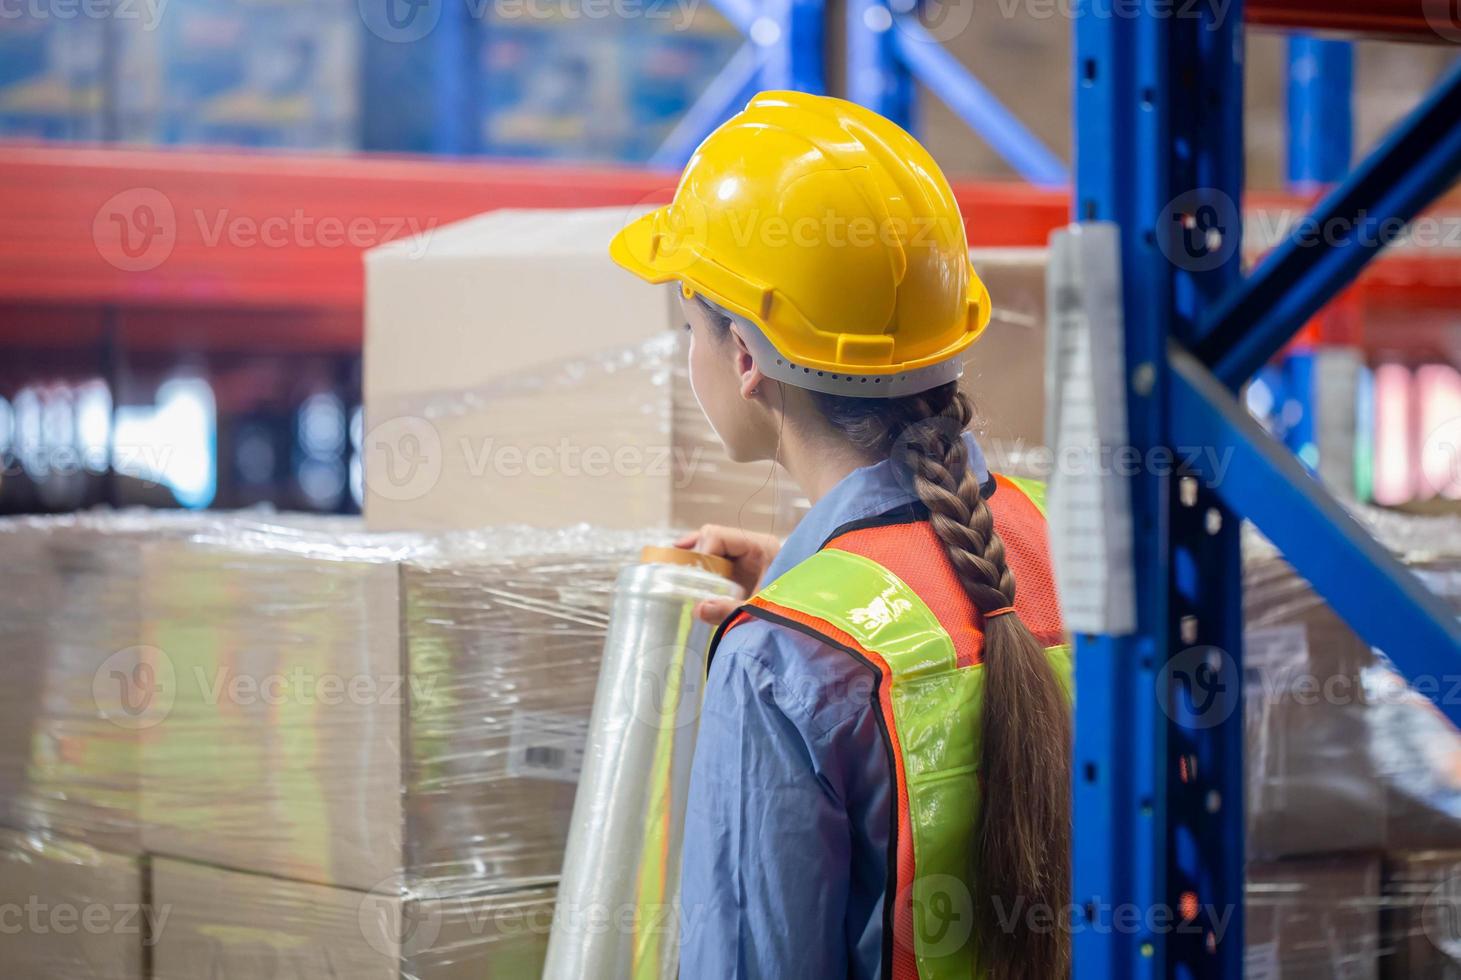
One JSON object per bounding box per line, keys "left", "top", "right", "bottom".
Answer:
{"left": 984, "top": 606, "right": 1017, "bottom": 620}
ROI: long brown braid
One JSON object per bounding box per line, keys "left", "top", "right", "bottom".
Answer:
{"left": 700, "top": 299, "right": 1072, "bottom": 978}
{"left": 819, "top": 383, "right": 1071, "bottom": 980}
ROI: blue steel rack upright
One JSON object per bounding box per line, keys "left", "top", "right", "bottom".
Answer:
{"left": 1073, "top": 4, "right": 1461, "bottom": 980}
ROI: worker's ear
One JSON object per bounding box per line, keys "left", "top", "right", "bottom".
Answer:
{"left": 728, "top": 326, "right": 767, "bottom": 401}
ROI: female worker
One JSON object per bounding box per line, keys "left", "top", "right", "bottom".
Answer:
{"left": 609, "top": 91, "right": 1073, "bottom": 980}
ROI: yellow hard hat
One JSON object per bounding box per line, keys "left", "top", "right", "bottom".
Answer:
{"left": 611, "top": 90, "right": 990, "bottom": 398}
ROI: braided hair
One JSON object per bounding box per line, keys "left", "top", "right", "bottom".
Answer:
{"left": 693, "top": 295, "right": 1071, "bottom": 977}
{"left": 816, "top": 384, "right": 1072, "bottom": 980}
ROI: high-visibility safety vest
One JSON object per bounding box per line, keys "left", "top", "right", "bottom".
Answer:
{"left": 707, "top": 474, "right": 1072, "bottom": 979}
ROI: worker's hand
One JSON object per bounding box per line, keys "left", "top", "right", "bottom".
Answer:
{"left": 675, "top": 525, "right": 782, "bottom": 625}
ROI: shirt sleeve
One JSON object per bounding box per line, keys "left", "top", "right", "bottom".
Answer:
{"left": 678, "top": 633, "right": 852, "bottom": 980}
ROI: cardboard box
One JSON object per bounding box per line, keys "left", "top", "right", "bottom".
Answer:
{"left": 1245, "top": 539, "right": 1385, "bottom": 859}
{"left": 1246, "top": 855, "right": 1381, "bottom": 979}
{"left": 0, "top": 828, "right": 145, "bottom": 980}
{"left": 150, "top": 857, "right": 554, "bottom": 980}
{"left": 1380, "top": 850, "right": 1461, "bottom": 979}
{"left": 137, "top": 522, "right": 641, "bottom": 893}
{"left": 363, "top": 210, "right": 1051, "bottom": 533}
{"left": 0, "top": 514, "right": 208, "bottom": 854}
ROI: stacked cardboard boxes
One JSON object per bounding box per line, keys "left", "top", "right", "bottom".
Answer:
{"left": 0, "top": 514, "right": 649, "bottom": 977}
{"left": 1243, "top": 509, "right": 1461, "bottom": 977}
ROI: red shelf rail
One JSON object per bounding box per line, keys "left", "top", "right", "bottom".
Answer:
{"left": 1, "top": 144, "right": 1457, "bottom": 352}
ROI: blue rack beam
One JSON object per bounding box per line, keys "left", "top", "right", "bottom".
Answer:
{"left": 1286, "top": 35, "right": 1353, "bottom": 188}
{"left": 655, "top": 0, "right": 825, "bottom": 163}
{"left": 650, "top": 42, "right": 764, "bottom": 169}
{"left": 1073, "top": 0, "right": 1247, "bottom": 976}
{"left": 847, "top": 1, "right": 1067, "bottom": 185}
{"left": 890, "top": 16, "right": 1068, "bottom": 186}
{"left": 1170, "top": 345, "right": 1461, "bottom": 691}
{"left": 1195, "top": 58, "right": 1461, "bottom": 387}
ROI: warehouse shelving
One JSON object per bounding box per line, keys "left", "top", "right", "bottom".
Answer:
{"left": 1070, "top": 2, "right": 1461, "bottom": 978}
{"left": 2, "top": 142, "right": 1457, "bottom": 355}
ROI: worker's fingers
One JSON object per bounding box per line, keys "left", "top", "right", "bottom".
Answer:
{"left": 695, "top": 597, "right": 739, "bottom": 626}
{"left": 673, "top": 529, "right": 700, "bottom": 550}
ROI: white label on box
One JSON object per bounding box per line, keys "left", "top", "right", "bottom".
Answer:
{"left": 1244, "top": 940, "right": 1279, "bottom": 980}
{"left": 507, "top": 710, "right": 588, "bottom": 783}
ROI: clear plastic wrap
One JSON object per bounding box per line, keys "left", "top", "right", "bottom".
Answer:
{"left": 0, "top": 826, "right": 145, "bottom": 980}
{"left": 544, "top": 555, "right": 742, "bottom": 980}
{"left": 364, "top": 329, "right": 808, "bottom": 537}
{"left": 0, "top": 511, "right": 685, "bottom": 978}
{"left": 1242, "top": 506, "right": 1461, "bottom": 978}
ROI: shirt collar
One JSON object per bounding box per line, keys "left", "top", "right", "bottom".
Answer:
{"left": 761, "top": 432, "right": 991, "bottom": 586}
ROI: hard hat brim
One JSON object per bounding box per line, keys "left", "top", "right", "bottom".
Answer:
{"left": 608, "top": 208, "right": 678, "bottom": 286}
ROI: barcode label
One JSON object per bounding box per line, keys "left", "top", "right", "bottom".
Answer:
{"left": 507, "top": 710, "right": 588, "bottom": 783}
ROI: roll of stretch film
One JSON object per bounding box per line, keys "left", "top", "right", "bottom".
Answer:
{"left": 543, "top": 547, "right": 743, "bottom": 980}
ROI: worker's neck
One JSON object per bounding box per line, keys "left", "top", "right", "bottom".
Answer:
{"left": 774, "top": 419, "right": 878, "bottom": 505}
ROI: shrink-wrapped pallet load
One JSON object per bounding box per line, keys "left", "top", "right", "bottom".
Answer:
{"left": 0, "top": 827, "right": 145, "bottom": 980}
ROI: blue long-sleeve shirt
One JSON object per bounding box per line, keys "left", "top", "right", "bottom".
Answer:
{"left": 678, "top": 435, "right": 991, "bottom": 979}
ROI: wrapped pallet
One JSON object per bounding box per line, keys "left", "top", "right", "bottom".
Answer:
{"left": 136, "top": 520, "right": 643, "bottom": 899}
{"left": 0, "top": 827, "right": 145, "bottom": 980}
{"left": 362, "top": 209, "right": 1052, "bottom": 534}
{"left": 1244, "top": 507, "right": 1461, "bottom": 861}
{"left": 1245, "top": 855, "right": 1381, "bottom": 979}
{"left": 150, "top": 857, "right": 555, "bottom": 980}
{"left": 0, "top": 512, "right": 209, "bottom": 853}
